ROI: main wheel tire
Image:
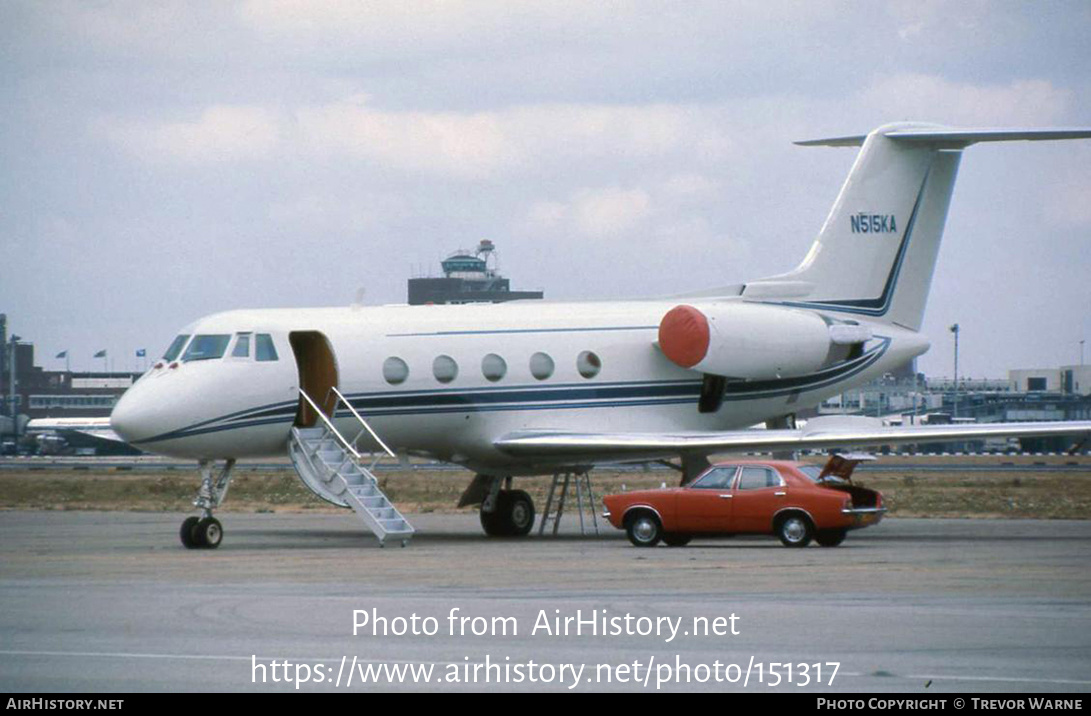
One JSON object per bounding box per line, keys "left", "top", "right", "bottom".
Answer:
{"left": 480, "top": 490, "right": 536, "bottom": 537}
{"left": 194, "top": 517, "right": 223, "bottom": 549}
{"left": 776, "top": 513, "right": 814, "bottom": 548}
{"left": 506, "top": 489, "right": 535, "bottom": 536}
{"left": 625, "top": 511, "right": 662, "bottom": 547}
{"left": 815, "top": 528, "right": 847, "bottom": 547}
{"left": 662, "top": 533, "right": 692, "bottom": 547}
{"left": 180, "top": 516, "right": 200, "bottom": 549}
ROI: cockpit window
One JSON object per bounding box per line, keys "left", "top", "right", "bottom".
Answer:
{"left": 255, "top": 334, "right": 278, "bottom": 362}
{"left": 232, "top": 333, "right": 251, "bottom": 358}
{"left": 163, "top": 334, "right": 190, "bottom": 362}
{"left": 182, "top": 334, "right": 231, "bottom": 362}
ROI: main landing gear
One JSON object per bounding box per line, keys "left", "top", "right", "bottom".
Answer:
{"left": 477, "top": 476, "right": 535, "bottom": 537}
{"left": 180, "top": 459, "right": 236, "bottom": 549}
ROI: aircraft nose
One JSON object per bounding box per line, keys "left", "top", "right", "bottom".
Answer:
{"left": 110, "top": 385, "right": 156, "bottom": 444}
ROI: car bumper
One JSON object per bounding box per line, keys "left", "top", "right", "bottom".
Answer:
{"left": 841, "top": 506, "right": 886, "bottom": 527}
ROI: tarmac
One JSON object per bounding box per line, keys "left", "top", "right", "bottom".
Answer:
{"left": 1, "top": 511, "right": 1090, "bottom": 692}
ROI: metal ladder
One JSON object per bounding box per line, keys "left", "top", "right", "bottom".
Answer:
{"left": 538, "top": 471, "right": 599, "bottom": 536}
{"left": 287, "top": 387, "right": 414, "bottom": 547}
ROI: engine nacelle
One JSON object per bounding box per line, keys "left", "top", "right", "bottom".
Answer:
{"left": 658, "top": 302, "right": 860, "bottom": 380}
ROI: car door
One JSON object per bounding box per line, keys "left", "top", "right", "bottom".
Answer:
{"left": 673, "top": 466, "right": 738, "bottom": 532}
{"left": 730, "top": 466, "right": 788, "bottom": 533}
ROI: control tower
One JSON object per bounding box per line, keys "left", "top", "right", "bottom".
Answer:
{"left": 407, "top": 240, "right": 544, "bottom": 305}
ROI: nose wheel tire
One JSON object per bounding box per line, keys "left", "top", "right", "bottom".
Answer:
{"left": 181, "top": 516, "right": 223, "bottom": 549}
{"left": 180, "top": 516, "right": 200, "bottom": 549}
{"left": 777, "top": 514, "right": 814, "bottom": 548}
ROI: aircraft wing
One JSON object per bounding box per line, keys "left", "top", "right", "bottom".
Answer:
{"left": 494, "top": 419, "right": 1091, "bottom": 462}
{"left": 25, "top": 418, "right": 127, "bottom": 444}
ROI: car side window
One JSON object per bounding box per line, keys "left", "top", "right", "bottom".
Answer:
{"left": 691, "top": 466, "right": 737, "bottom": 489}
{"left": 737, "top": 466, "right": 782, "bottom": 490}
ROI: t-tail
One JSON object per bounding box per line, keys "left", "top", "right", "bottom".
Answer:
{"left": 744, "top": 122, "right": 1091, "bottom": 332}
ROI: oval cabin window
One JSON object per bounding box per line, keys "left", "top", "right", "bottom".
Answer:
{"left": 481, "top": 353, "right": 507, "bottom": 382}
{"left": 433, "top": 355, "right": 459, "bottom": 384}
{"left": 529, "top": 352, "right": 555, "bottom": 380}
{"left": 382, "top": 357, "right": 409, "bottom": 385}
{"left": 577, "top": 350, "right": 602, "bottom": 379}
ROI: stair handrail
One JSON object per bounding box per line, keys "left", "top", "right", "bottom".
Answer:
{"left": 329, "top": 386, "right": 397, "bottom": 459}
{"left": 298, "top": 389, "right": 363, "bottom": 461}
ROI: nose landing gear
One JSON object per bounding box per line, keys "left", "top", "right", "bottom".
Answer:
{"left": 180, "top": 459, "right": 235, "bottom": 549}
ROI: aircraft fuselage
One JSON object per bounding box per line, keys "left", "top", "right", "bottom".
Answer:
{"left": 110, "top": 298, "right": 928, "bottom": 474}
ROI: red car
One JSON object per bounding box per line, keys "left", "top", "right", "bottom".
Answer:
{"left": 603, "top": 455, "right": 885, "bottom": 548}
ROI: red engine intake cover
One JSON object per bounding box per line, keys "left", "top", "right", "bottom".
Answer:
{"left": 658, "top": 305, "right": 710, "bottom": 369}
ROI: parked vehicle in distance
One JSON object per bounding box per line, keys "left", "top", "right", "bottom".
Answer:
{"left": 602, "top": 455, "right": 885, "bottom": 547}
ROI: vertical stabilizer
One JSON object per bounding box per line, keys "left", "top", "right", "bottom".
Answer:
{"left": 745, "top": 123, "right": 1091, "bottom": 332}
{"left": 745, "top": 122, "right": 959, "bottom": 331}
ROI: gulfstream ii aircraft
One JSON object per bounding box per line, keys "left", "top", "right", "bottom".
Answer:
{"left": 110, "top": 122, "right": 1091, "bottom": 549}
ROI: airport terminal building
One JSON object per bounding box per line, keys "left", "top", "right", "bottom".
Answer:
{"left": 1, "top": 317, "right": 140, "bottom": 447}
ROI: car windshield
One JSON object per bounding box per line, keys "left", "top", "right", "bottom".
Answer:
{"left": 162, "top": 334, "right": 190, "bottom": 362}
{"left": 182, "top": 334, "right": 231, "bottom": 362}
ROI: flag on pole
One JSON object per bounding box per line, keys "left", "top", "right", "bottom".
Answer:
{"left": 94, "top": 350, "right": 107, "bottom": 358}
{"left": 136, "top": 349, "right": 146, "bottom": 358}
{"left": 55, "top": 351, "right": 67, "bottom": 359}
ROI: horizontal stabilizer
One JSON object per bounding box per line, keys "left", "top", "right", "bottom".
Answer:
{"left": 798, "top": 127, "right": 1091, "bottom": 148}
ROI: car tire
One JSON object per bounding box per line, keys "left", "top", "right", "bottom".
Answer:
{"left": 815, "top": 528, "right": 847, "bottom": 547}
{"left": 662, "top": 533, "right": 692, "bottom": 547}
{"left": 776, "top": 513, "right": 813, "bottom": 548}
{"left": 625, "top": 511, "right": 662, "bottom": 547}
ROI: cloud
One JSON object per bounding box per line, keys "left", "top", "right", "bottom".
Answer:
{"left": 526, "top": 187, "right": 653, "bottom": 239}
{"left": 101, "top": 106, "right": 281, "bottom": 164}
{"left": 101, "top": 98, "right": 736, "bottom": 178}
{"left": 860, "top": 74, "right": 1072, "bottom": 126}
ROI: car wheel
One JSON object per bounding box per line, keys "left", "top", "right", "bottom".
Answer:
{"left": 815, "top": 528, "right": 847, "bottom": 547}
{"left": 662, "top": 533, "right": 692, "bottom": 547}
{"left": 776, "top": 513, "right": 813, "bottom": 548}
{"left": 626, "top": 511, "right": 662, "bottom": 547}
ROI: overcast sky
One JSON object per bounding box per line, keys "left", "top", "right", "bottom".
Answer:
{"left": 1, "top": 1, "right": 1088, "bottom": 378}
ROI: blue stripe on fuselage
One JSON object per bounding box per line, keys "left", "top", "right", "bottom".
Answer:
{"left": 133, "top": 338, "right": 890, "bottom": 445}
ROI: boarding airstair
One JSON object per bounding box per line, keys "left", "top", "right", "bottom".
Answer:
{"left": 287, "top": 387, "right": 414, "bottom": 547}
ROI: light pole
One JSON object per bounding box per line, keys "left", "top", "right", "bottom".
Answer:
{"left": 8, "top": 334, "right": 20, "bottom": 440}
{"left": 949, "top": 324, "right": 960, "bottom": 419}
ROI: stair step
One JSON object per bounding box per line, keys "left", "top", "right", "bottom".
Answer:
{"left": 289, "top": 420, "right": 413, "bottom": 546}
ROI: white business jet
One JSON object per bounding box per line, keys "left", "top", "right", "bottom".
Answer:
{"left": 110, "top": 122, "right": 1091, "bottom": 549}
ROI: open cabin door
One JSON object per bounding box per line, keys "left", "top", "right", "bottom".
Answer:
{"left": 289, "top": 331, "right": 339, "bottom": 427}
